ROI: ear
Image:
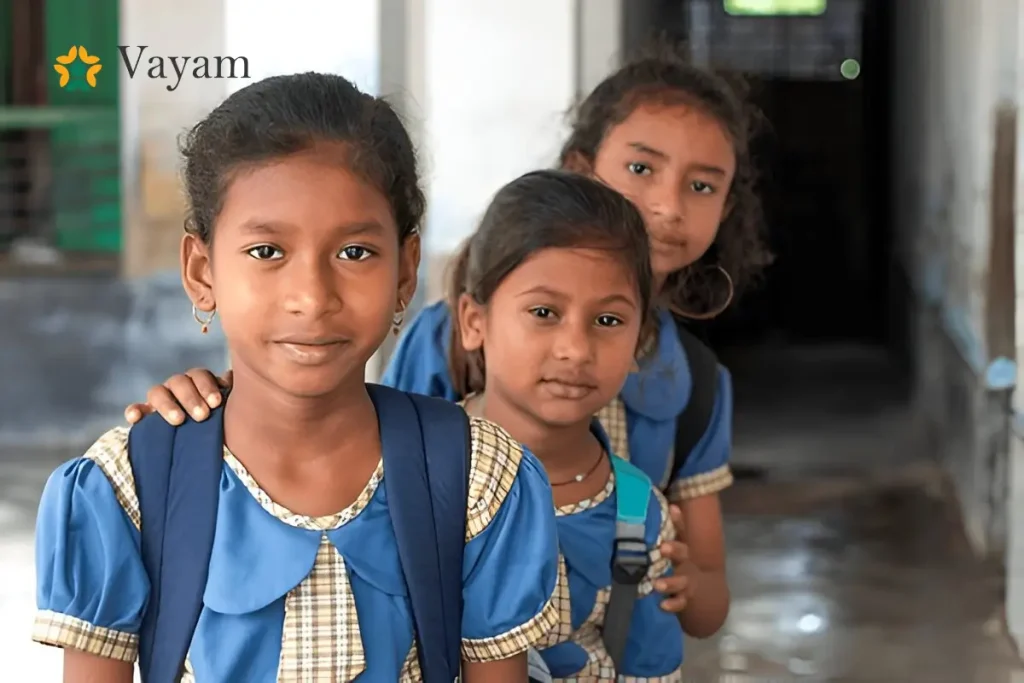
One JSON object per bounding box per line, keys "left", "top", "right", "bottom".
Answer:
{"left": 398, "top": 231, "right": 421, "bottom": 311}
{"left": 180, "top": 233, "right": 215, "bottom": 313}
{"left": 456, "top": 292, "right": 487, "bottom": 352}
{"left": 561, "top": 150, "right": 593, "bottom": 175}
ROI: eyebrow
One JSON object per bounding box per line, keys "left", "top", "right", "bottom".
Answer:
{"left": 517, "top": 285, "right": 638, "bottom": 309}
{"left": 627, "top": 142, "right": 728, "bottom": 176}
{"left": 237, "top": 220, "right": 387, "bottom": 237}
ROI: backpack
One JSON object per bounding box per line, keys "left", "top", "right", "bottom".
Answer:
{"left": 601, "top": 323, "right": 718, "bottom": 673}
{"left": 667, "top": 322, "right": 720, "bottom": 491}
{"left": 127, "top": 383, "right": 471, "bottom": 683}
{"left": 601, "top": 455, "right": 655, "bottom": 673}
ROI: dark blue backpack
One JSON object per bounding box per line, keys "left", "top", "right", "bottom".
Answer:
{"left": 127, "top": 383, "right": 470, "bottom": 683}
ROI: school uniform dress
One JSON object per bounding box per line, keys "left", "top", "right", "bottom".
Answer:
{"left": 33, "top": 418, "right": 560, "bottom": 681}
{"left": 533, "top": 430, "right": 685, "bottom": 682}
{"left": 383, "top": 302, "right": 734, "bottom": 504}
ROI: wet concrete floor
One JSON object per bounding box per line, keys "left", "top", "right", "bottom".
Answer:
{"left": 682, "top": 342, "right": 1024, "bottom": 682}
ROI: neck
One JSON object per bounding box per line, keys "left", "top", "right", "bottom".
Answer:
{"left": 222, "top": 364, "right": 376, "bottom": 466}
{"left": 475, "top": 391, "right": 597, "bottom": 480}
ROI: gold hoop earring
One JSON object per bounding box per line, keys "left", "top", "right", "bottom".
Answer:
{"left": 192, "top": 305, "right": 217, "bottom": 334}
{"left": 391, "top": 301, "right": 406, "bottom": 336}
{"left": 673, "top": 264, "right": 734, "bottom": 321}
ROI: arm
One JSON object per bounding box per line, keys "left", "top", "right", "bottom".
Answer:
{"left": 663, "top": 366, "right": 734, "bottom": 637}
{"left": 674, "top": 495, "right": 729, "bottom": 637}
{"left": 460, "top": 420, "right": 561, "bottom": 673}
{"left": 462, "top": 654, "right": 528, "bottom": 683}
{"left": 34, "top": 429, "right": 150, "bottom": 682}
{"left": 64, "top": 651, "right": 134, "bottom": 683}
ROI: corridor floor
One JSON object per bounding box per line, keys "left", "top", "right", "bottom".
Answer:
{"left": 681, "top": 342, "right": 1024, "bottom": 682}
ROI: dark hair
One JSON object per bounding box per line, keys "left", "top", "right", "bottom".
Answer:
{"left": 559, "top": 40, "right": 772, "bottom": 316}
{"left": 180, "top": 72, "right": 425, "bottom": 243}
{"left": 448, "top": 169, "right": 653, "bottom": 398}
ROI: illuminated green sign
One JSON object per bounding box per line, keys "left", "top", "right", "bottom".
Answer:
{"left": 724, "top": 0, "right": 827, "bottom": 16}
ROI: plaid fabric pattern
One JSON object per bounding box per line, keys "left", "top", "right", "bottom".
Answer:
{"left": 534, "top": 556, "right": 574, "bottom": 648}
{"left": 276, "top": 536, "right": 365, "bottom": 681}
{"left": 465, "top": 417, "right": 522, "bottom": 541}
{"left": 398, "top": 643, "right": 422, "bottom": 682}
{"left": 32, "top": 610, "right": 138, "bottom": 663}
{"left": 668, "top": 464, "right": 733, "bottom": 503}
{"left": 594, "top": 399, "right": 630, "bottom": 461}
{"left": 555, "top": 470, "right": 615, "bottom": 517}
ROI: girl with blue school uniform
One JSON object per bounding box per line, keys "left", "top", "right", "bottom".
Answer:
{"left": 441, "top": 168, "right": 691, "bottom": 679}
{"left": 32, "top": 72, "right": 559, "bottom": 683}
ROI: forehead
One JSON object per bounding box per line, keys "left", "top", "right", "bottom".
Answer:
{"left": 215, "top": 151, "right": 397, "bottom": 239}
{"left": 603, "top": 103, "right": 736, "bottom": 173}
{"left": 498, "top": 247, "right": 640, "bottom": 302}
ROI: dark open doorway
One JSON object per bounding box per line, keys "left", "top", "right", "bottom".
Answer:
{"left": 625, "top": 0, "right": 908, "bottom": 474}
{"left": 632, "top": 0, "right": 896, "bottom": 352}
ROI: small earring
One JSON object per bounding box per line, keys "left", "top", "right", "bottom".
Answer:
{"left": 391, "top": 301, "right": 406, "bottom": 337}
{"left": 192, "top": 305, "right": 217, "bottom": 334}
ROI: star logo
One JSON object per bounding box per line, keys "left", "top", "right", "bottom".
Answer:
{"left": 54, "top": 46, "right": 102, "bottom": 91}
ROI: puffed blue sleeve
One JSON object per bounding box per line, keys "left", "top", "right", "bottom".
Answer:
{"left": 32, "top": 427, "right": 150, "bottom": 662}
{"left": 669, "top": 365, "right": 735, "bottom": 502}
{"left": 380, "top": 300, "right": 461, "bottom": 401}
{"left": 621, "top": 489, "right": 683, "bottom": 677}
{"left": 459, "top": 418, "right": 560, "bottom": 661}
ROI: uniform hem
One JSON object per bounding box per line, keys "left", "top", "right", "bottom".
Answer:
{"left": 32, "top": 609, "right": 138, "bottom": 662}
{"left": 461, "top": 593, "right": 561, "bottom": 662}
{"left": 668, "top": 465, "right": 733, "bottom": 502}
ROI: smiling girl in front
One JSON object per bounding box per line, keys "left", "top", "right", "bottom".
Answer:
{"left": 31, "top": 73, "right": 559, "bottom": 682}
{"left": 450, "top": 169, "right": 687, "bottom": 680}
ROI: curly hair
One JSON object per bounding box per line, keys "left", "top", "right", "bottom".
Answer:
{"left": 559, "top": 38, "right": 772, "bottom": 317}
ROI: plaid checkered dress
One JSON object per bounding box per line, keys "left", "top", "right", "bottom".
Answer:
{"left": 32, "top": 418, "right": 561, "bottom": 681}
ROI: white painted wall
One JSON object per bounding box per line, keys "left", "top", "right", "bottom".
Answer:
{"left": 421, "top": 0, "right": 578, "bottom": 257}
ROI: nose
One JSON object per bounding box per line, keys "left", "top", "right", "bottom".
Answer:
{"left": 646, "top": 180, "right": 685, "bottom": 224}
{"left": 282, "top": 258, "right": 343, "bottom": 318}
{"left": 551, "top": 317, "right": 595, "bottom": 364}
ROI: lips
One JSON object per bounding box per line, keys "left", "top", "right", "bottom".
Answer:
{"left": 540, "top": 378, "right": 598, "bottom": 400}
{"left": 273, "top": 336, "right": 347, "bottom": 366}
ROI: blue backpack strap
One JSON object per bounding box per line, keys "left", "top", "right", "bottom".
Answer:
{"left": 602, "top": 455, "right": 652, "bottom": 673}
{"left": 370, "top": 384, "right": 470, "bottom": 682}
{"left": 128, "top": 406, "right": 224, "bottom": 683}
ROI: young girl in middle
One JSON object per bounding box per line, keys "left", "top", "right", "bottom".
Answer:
{"left": 445, "top": 169, "right": 687, "bottom": 679}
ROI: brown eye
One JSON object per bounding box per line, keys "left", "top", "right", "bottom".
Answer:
{"left": 247, "top": 244, "right": 282, "bottom": 260}
{"left": 339, "top": 245, "right": 373, "bottom": 261}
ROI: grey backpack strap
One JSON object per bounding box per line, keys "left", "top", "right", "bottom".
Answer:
{"left": 602, "top": 456, "right": 653, "bottom": 673}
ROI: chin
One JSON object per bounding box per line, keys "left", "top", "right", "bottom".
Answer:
{"left": 532, "top": 399, "right": 605, "bottom": 429}
{"left": 267, "top": 367, "right": 363, "bottom": 400}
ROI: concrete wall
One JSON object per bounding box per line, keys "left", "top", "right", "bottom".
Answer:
{"left": 892, "top": 0, "right": 1019, "bottom": 558}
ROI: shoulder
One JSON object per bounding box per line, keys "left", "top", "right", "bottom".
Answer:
{"left": 465, "top": 417, "right": 532, "bottom": 539}
{"left": 48, "top": 427, "right": 141, "bottom": 529}
{"left": 468, "top": 417, "right": 557, "bottom": 540}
